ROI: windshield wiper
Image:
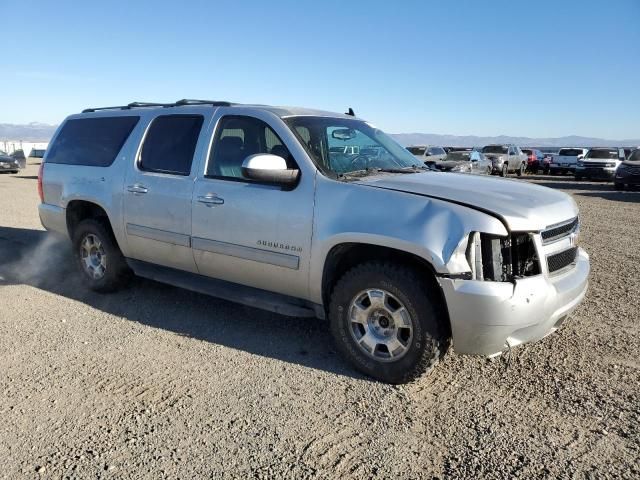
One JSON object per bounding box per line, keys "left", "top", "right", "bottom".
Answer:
{"left": 374, "top": 164, "right": 431, "bottom": 174}
{"left": 336, "top": 165, "right": 428, "bottom": 181}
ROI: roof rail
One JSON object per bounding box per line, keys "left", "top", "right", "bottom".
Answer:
{"left": 82, "top": 99, "right": 233, "bottom": 113}
{"left": 173, "top": 99, "right": 233, "bottom": 107}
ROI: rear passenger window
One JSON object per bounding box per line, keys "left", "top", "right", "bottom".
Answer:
{"left": 46, "top": 116, "right": 139, "bottom": 167}
{"left": 208, "top": 116, "right": 297, "bottom": 180}
{"left": 139, "top": 115, "right": 203, "bottom": 175}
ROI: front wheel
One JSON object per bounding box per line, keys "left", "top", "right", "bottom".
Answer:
{"left": 329, "top": 262, "right": 448, "bottom": 384}
{"left": 72, "top": 219, "right": 131, "bottom": 292}
{"left": 614, "top": 182, "right": 625, "bottom": 191}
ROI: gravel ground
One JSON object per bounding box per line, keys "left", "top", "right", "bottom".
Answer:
{"left": 0, "top": 165, "right": 638, "bottom": 479}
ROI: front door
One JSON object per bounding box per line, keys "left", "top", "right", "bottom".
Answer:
{"left": 123, "top": 114, "right": 207, "bottom": 273}
{"left": 191, "top": 113, "right": 314, "bottom": 300}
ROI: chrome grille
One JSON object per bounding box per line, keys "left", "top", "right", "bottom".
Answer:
{"left": 547, "top": 247, "right": 578, "bottom": 274}
{"left": 541, "top": 217, "right": 579, "bottom": 245}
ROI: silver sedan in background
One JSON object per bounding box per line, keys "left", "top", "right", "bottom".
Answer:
{"left": 436, "top": 150, "right": 493, "bottom": 174}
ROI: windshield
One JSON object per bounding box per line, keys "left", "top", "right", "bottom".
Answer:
{"left": 629, "top": 150, "right": 640, "bottom": 161}
{"left": 482, "top": 145, "right": 508, "bottom": 154}
{"left": 285, "top": 117, "right": 421, "bottom": 175}
{"left": 406, "top": 146, "right": 426, "bottom": 155}
{"left": 585, "top": 149, "right": 618, "bottom": 159}
{"left": 558, "top": 148, "right": 584, "bottom": 157}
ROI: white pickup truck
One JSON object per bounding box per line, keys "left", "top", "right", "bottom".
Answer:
{"left": 548, "top": 148, "right": 588, "bottom": 175}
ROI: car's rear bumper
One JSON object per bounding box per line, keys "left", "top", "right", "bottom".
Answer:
{"left": 549, "top": 164, "right": 575, "bottom": 172}
{"left": 438, "top": 248, "right": 589, "bottom": 357}
{"left": 38, "top": 203, "right": 68, "bottom": 237}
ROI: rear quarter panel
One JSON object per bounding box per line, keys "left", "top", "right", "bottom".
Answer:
{"left": 42, "top": 114, "right": 149, "bottom": 256}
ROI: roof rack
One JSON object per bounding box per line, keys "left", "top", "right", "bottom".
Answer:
{"left": 82, "top": 99, "right": 233, "bottom": 113}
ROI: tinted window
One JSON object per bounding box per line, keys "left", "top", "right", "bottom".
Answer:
{"left": 629, "top": 150, "right": 640, "bottom": 161}
{"left": 585, "top": 149, "right": 618, "bottom": 159}
{"left": 558, "top": 148, "right": 584, "bottom": 157}
{"left": 47, "top": 116, "right": 139, "bottom": 167}
{"left": 208, "top": 116, "right": 297, "bottom": 179}
{"left": 482, "top": 145, "right": 508, "bottom": 154}
{"left": 139, "top": 115, "right": 203, "bottom": 175}
{"left": 427, "top": 147, "right": 446, "bottom": 155}
{"left": 521, "top": 149, "right": 532, "bottom": 155}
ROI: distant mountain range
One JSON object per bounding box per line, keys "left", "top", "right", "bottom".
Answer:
{"left": 0, "top": 123, "right": 57, "bottom": 142}
{"left": 390, "top": 133, "right": 640, "bottom": 148}
{"left": 1, "top": 122, "right": 638, "bottom": 148}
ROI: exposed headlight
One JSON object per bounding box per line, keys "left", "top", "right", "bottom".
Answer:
{"left": 465, "top": 232, "right": 540, "bottom": 281}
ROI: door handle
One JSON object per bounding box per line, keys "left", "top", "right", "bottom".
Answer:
{"left": 197, "top": 194, "right": 224, "bottom": 206}
{"left": 127, "top": 183, "right": 148, "bottom": 194}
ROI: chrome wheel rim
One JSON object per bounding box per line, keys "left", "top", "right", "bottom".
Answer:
{"left": 80, "top": 234, "right": 107, "bottom": 280}
{"left": 348, "top": 289, "right": 413, "bottom": 362}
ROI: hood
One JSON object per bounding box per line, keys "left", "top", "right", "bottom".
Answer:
{"left": 357, "top": 172, "right": 578, "bottom": 231}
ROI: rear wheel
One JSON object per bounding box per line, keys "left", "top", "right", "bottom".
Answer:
{"left": 517, "top": 163, "right": 525, "bottom": 177}
{"left": 500, "top": 164, "right": 508, "bottom": 177}
{"left": 72, "top": 219, "right": 131, "bottom": 292}
{"left": 329, "top": 262, "right": 448, "bottom": 384}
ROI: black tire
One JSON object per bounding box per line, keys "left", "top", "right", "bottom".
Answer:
{"left": 329, "top": 262, "right": 449, "bottom": 384}
{"left": 517, "top": 163, "right": 525, "bottom": 177}
{"left": 72, "top": 219, "right": 131, "bottom": 292}
{"left": 614, "top": 182, "right": 624, "bottom": 191}
{"left": 500, "top": 164, "right": 508, "bottom": 177}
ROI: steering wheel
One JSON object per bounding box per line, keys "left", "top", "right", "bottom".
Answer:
{"left": 350, "top": 154, "right": 370, "bottom": 170}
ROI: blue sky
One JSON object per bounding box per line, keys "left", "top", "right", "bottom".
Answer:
{"left": 1, "top": 0, "right": 638, "bottom": 138}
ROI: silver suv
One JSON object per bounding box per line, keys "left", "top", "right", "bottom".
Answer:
{"left": 482, "top": 144, "right": 528, "bottom": 177}
{"left": 38, "top": 100, "right": 590, "bottom": 383}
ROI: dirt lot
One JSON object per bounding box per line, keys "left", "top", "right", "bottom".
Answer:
{"left": 0, "top": 164, "right": 638, "bottom": 479}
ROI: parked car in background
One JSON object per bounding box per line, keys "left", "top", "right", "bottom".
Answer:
{"left": 548, "top": 148, "right": 588, "bottom": 175}
{"left": 406, "top": 145, "right": 448, "bottom": 165}
{"left": 521, "top": 148, "right": 545, "bottom": 173}
{"left": 575, "top": 147, "right": 626, "bottom": 181}
{"left": 436, "top": 150, "right": 493, "bottom": 174}
{"left": 0, "top": 150, "right": 21, "bottom": 173}
{"left": 10, "top": 150, "right": 26, "bottom": 169}
{"left": 614, "top": 149, "right": 640, "bottom": 190}
{"left": 28, "top": 148, "right": 47, "bottom": 164}
{"left": 481, "top": 144, "right": 527, "bottom": 177}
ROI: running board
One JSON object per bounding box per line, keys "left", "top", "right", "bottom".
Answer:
{"left": 127, "top": 259, "right": 321, "bottom": 318}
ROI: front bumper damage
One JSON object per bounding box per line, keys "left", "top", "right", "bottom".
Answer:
{"left": 438, "top": 248, "right": 589, "bottom": 356}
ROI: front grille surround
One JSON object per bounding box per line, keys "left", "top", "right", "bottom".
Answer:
{"left": 541, "top": 217, "right": 579, "bottom": 245}
{"left": 547, "top": 247, "right": 578, "bottom": 274}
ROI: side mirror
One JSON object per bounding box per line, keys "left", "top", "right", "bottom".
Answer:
{"left": 241, "top": 154, "right": 299, "bottom": 186}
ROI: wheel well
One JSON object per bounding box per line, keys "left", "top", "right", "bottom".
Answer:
{"left": 322, "top": 243, "right": 451, "bottom": 333}
{"left": 66, "top": 200, "right": 113, "bottom": 238}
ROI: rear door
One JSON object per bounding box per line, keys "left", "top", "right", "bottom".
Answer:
{"left": 123, "top": 113, "right": 208, "bottom": 273}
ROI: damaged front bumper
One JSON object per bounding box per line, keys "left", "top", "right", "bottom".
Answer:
{"left": 438, "top": 248, "right": 589, "bottom": 357}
